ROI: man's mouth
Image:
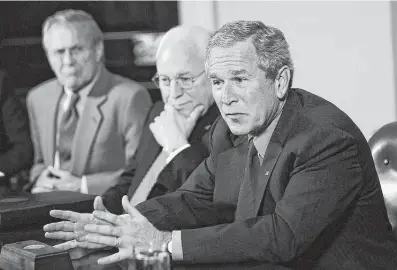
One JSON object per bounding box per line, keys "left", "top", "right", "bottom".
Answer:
{"left": 173, "top": 102, "right": 191, "bottom": 110}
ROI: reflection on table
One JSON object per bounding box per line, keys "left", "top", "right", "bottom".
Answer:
{"left": 72, "top": 250, "right": 293, "bottom": 270}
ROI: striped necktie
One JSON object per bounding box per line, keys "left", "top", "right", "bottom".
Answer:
{"left": 235, "top": 138, "right": 260, "bottom": 220}
{"left": 58, "top": 92, "right": 80, "bottom": 170}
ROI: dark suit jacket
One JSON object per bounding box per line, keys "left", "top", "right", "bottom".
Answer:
{"left": 0, "top": 70, "right": 33, "bottom": 180}
{"left": 103, "top": 101, "right": 219, "bottom": 214}
{"left": 137, "top": 88, "right": 397, "bottom": 269}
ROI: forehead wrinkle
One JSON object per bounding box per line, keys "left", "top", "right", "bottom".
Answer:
{"left": 230, "top": 69, "right": 249, "bottom": 75}
{"left": 45, "top": 23, "right": 93, "bottom": 50}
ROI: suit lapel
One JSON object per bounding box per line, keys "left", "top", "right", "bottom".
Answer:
{"left": 70, "top": 68, "right": 110, "bottom": 175}
{"left": 46, "top": 82, "right": 63, "bottom": 165}
{"left": 127, "top": 101, "right": 164, "bottom": 198}
{"left": 215, "top": 139, "right": 249, "bottom": 206}
{"left": 252, "top": 141, "right": 283, "bottom": 216}
{"left": 244, "top": 89, "right": 302, "bottom": 216}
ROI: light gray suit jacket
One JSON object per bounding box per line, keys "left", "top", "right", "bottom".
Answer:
{"left": 27, "top": 67, "right": 152, "bottom": 194}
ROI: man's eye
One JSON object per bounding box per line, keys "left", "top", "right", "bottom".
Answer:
{"left": 160, "top": 77, "right": 170, "bottom": 82}
{"left": 54, "top": 49, "right": 65, "bottom": 55}
{"left": 71, "top": 46, "right": 84, "bottom": 53}
{"left": 211, "top": 79, "right": 223, "bottom": 86}
{"left": 233, "top": 77, "right": 247, "bottom": 83}
{"left": 179, "top": 77, "right": 192, "bottom": 82}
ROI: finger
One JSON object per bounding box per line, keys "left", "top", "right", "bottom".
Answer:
{"left": 84, "top": 224, "right": 121, "bottom": 237}
{"left": 31, "top": 186, "right": 53, "bottom": 193}
{"left": 160, "top": 106, "right": 169, "bottom": 115}
{"left": 92, "top": 210, "right": 121, "bottom": 225}
{"left": 94, "top": 196, "right": 108, "bottom": 212}
{"left": 75, "top": 240, "right": 107, "bottom": 249}
{"left": 53, "top": 240, "right": 78, "bottom": 251}
{"left": 45, "top": 231, "right": 77, "bottom": 240}
{"left": 43, "top": 221, "right": 75, "bottom": 232}
{"left": 47, "top": 166, "right": 61, "bottom": 177}
{"left": 98, "top": 251, "right": 130, "bottom": 265}
{"left": 188, "top": 105, "right": 205, "bottom": 123}
{"left": 53, "top": 183, "right": 75, "bottom": 191}
{"left": 50, "top": 210, "right": 82, "bottom": 222}
{"left": 85, "top": 233, "right": 119, "bottom": 247}
{"left": 122, "top": 196, "right": 144, "bottom": 221}
{"left": 149, "top": 123, "right": 156, "bottom": 133}
{"left": 164, "top": 102, "right": 173, "bottom": 112}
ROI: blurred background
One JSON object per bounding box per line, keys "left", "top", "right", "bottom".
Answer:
{"left": 0, "top": 0, "right": 396, "bottom": 139}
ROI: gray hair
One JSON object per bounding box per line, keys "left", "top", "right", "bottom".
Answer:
{"left": 42, "top": 9, "right": 103, "bottom": 49}
{"left": 205, "top": 20, "right": 294, "bottom": 87}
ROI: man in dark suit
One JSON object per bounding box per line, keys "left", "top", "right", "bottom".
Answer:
{"left": 0, "top": 70, "right": 33, "bottom": 194}
{"left": 101, "top": 25, "right": 219, "bottom": 214}
{"left": 42, "top": 21, "right": 397, "bottom": 269}
{"left": 26, "top": 10, "right": 151, "bottom": 194}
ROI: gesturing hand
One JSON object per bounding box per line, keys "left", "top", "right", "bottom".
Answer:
{"left": 43, "top": 196, "right": 110, "bottom": 251}
{"left": 82, "top": 195, "right": 172, "bottom": 265}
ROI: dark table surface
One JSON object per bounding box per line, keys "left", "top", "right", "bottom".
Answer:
{"left": 72, "top": 250, "right": 293, "bottom": 270}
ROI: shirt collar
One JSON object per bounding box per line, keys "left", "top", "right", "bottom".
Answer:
{"left": 249, "top": 103, "right": 285, "bottom": 158}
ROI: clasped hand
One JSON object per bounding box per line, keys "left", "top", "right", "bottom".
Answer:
{"left": 32, "top": 166, "right": 81, "bottom": 193}
{"left": 44, "top": 195, "right": 171, "bottom": 265}
{"left": 149, "top": 103, "right": 204, "bottom": 155}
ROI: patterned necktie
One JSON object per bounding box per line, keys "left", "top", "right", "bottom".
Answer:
{"left": 235, "top": 138, "right": 261, "bottom": 220}
{"left": 58, "top": 92, "right": 80, "bottom": 170}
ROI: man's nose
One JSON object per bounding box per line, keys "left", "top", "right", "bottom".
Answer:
{"left": 169, "top": 80, "right": 183, "bottom": 99}
{"left": 221, "top": 82, "right": 237, "bottom": 105}
{"left": 62, "top": 51, "right": 74, "bottom": 65}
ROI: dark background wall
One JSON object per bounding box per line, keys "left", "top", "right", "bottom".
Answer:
{"left": 0, "top": 1, "right": 179, "bottom": 103}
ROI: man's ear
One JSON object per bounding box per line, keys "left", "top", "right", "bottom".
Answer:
{"left": 95, "top": 41, "right": 104, "bottom": 62}
{"left": 274, "top": 66, "right": 291, "bottom": 100}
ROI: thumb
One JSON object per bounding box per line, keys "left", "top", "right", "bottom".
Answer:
{"left": 94, "top": 196, "right": 108, "bottom": 212}
{"left": 164, "top": 102, "right": 173, "bottom": 113}
{"left": 188, "top": 105, "right": 204, "bottom": 124}
{"left": 121, "top": 195, "right": 144, "bottom": 221}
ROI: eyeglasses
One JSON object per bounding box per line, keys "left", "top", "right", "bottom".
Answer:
{"left": 151, "top": 70, "right": 205, "bottom": 90}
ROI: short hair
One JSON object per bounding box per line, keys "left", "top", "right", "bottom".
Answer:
{"left": 205, "top": 20, "right": 294, "bottom": 87}
{"left": 42, "top": 9, "right": 103, "bottom": 49}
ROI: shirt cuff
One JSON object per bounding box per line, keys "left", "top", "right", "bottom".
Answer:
{"left": 0, "top": 171, "right": 4, "bottom": 177}
{"left": 171, "top": 230, "right": 183, "bottom": 261}
{"left": 166, "top": 144, "right": 191, "bottom": 164}
{"left": 80, "top": 175, "right": 88, "bottom": 194}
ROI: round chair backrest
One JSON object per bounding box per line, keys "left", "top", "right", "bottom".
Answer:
{"left": 368, "top": 122, "right": 397, "bottom": 230}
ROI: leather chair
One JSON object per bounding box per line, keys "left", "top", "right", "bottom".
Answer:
{"left": 368, "top": 122, "right": 397, "bottom": 231}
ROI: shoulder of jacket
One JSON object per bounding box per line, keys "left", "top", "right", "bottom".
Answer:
{"left": 27, "top": 78, "right": 58, "bottom": 99}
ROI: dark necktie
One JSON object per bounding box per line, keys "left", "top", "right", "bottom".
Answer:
{"left": 235, "top": 138, "right": 261, "bottom": 220}
{"left": 58, "top": 92, "right": 80, "bottom": 170}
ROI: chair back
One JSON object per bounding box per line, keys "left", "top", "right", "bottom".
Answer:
{"left": 368, "top": 122, "right": 397, "bottom": 230}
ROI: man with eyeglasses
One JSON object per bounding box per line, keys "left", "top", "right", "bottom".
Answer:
{"left": 26, "top": 10, "right": 152, "bottom": 194}
{"left": 43, "top": 25, "right": 219, "bottom": 256}
{"left": 98, "top": 25, "right": 219, "bottom": 214}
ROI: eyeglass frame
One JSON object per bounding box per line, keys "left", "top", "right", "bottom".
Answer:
{"left": 151, "top": 70, "right": 206, "bottom": 91}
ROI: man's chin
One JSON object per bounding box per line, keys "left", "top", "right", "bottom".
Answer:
{"left": 226, "top": 122, "right": 250, "bottom": 136}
